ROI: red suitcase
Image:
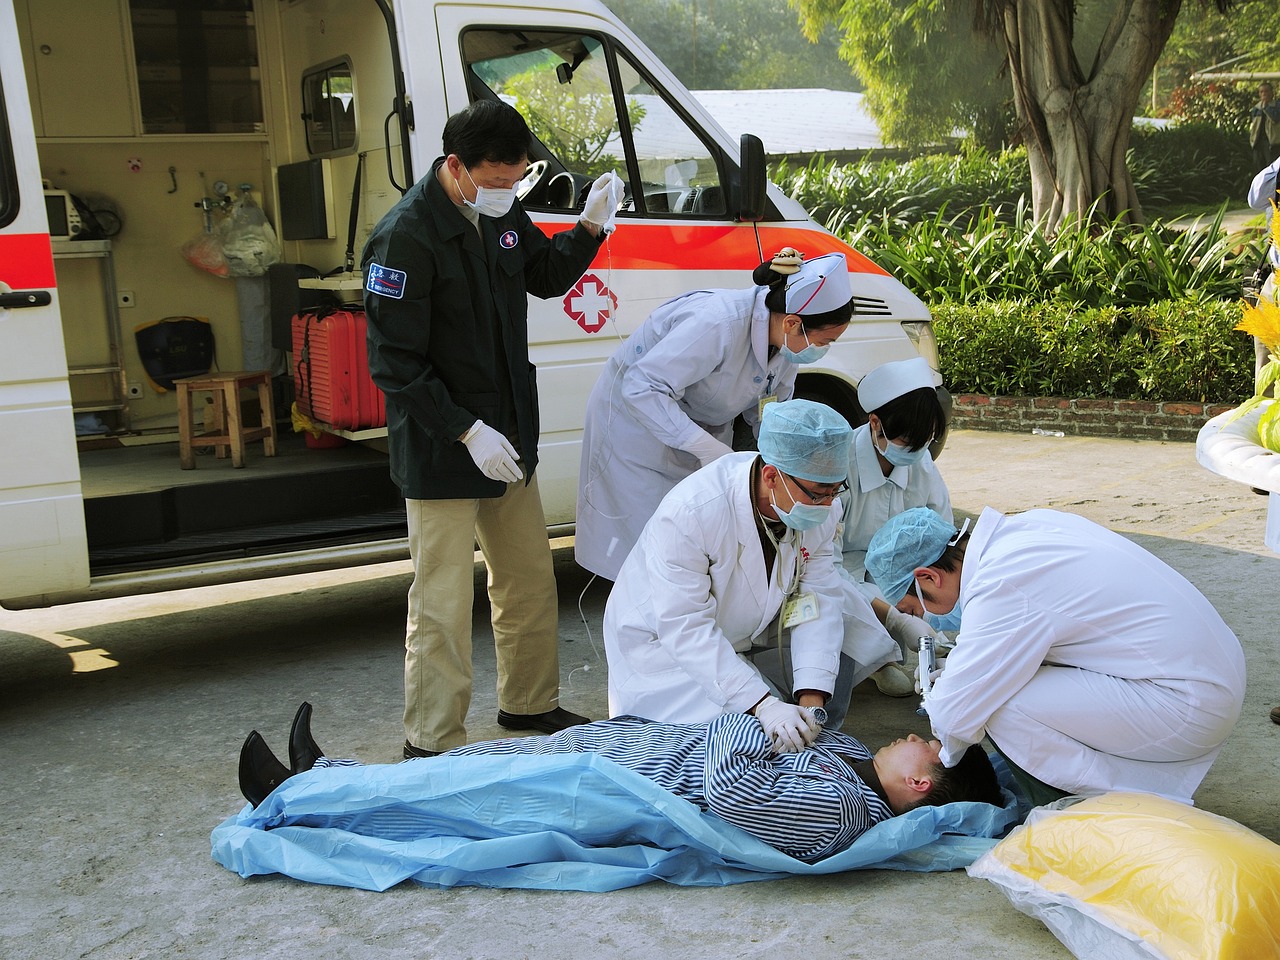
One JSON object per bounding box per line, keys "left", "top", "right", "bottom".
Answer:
{"left": 291, "top": 308, "right": 387, "bottom": 430}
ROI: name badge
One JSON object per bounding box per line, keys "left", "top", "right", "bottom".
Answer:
{"left": 758, "top": 393, "right": 779, "bottom": 418}
{"left": 781, "top": 591, "right": 820, "bottom": 628}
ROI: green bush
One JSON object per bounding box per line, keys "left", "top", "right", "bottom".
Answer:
{"left": 772, "top": 148, "right": 1029, "bottom": 231}
{"left": 843, "top": 203, "right": 1257, "bottom": 305}
{"left": 1164, "top": 81, "right": 1255, "bottom": 136}
{"left": 933, "top": 298, "right": 1255, "bottom": 403}
{"left": 778, "top": 131, "right": 1255, "bottom": 231}
{"left": 1128, "top": 123, "right": 1256, "bottom": 207}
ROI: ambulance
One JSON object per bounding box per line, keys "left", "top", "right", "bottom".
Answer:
{"left": 0, "top": 0, "right": 943, "bottom": 609}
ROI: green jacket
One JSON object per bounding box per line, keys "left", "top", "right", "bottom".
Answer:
{"left": 362, "top": 159, "right": 602, "bottom": 500}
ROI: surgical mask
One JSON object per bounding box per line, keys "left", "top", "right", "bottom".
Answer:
{"left": 914, "top": 579, "right": 962, "bottom": 632}
{"left": 780, "top": 325, "right": 829, "bottom": 365}
{"left": 876, "top": 425, "right": 928, "bottom": 468}
{"left": 770, "top": 474, "right": 832, "bottom": 531}
{"left": 456, "top": 166, "right": 518, "bottom": 218}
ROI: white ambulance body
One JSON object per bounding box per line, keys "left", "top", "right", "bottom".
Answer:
{"left": 0, "top": 0, "right": 940, "bottom": 609}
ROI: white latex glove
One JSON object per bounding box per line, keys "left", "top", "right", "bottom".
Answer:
{"left": 581, "top": 171, "right": 624, "bottom": 232}
{"left": 915, "top": 661, "right": 944, "bottom": 696}
{"left": 461, "top": 420, "right": 523, "bottom": 483}
{"left": 753, "top": 696, "right": 821, "bottom": 754}
{"left": 883, "top": 605, "right": 937, "bottom": 653}
{"left": 684, "top": 431, "right": 735, "bottom": 467}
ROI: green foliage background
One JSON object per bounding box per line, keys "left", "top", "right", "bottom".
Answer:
{"left": 773, "top": 127, "right": 1263, "bottom": 404}
{"left": 933, "top": 300, "right": 1254, "bottom": 403}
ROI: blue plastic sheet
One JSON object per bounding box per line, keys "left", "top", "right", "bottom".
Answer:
{"left": 211, "top": 752, "right": 1021, "bottom": 891}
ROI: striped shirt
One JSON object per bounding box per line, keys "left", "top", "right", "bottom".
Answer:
{"left": 320, "top": 713, "right": 892, "bottom": 862}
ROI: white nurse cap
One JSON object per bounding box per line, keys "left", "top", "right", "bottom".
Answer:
{"left": 784, "top": 253, "right": 852, "bottom": 316}
{"left": 857, "top": 357, "right": 937, "bottom": 413}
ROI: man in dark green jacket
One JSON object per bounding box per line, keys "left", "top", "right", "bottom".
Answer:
{"left": 363, "top": 100, "right": 621, "bottom": 757}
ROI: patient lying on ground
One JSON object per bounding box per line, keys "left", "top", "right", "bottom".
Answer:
{"left": 239, "top": 702, "right": 1002, "bottom": 863}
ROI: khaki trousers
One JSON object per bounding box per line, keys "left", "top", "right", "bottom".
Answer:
{"left": 404, "top": 471, "right": 560, "bottom": 751}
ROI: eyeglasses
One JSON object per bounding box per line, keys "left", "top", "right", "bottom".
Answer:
{"left": 787, "top": 474, "right": 849, "bottom": 505}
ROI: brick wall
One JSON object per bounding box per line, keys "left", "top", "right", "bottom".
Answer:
{"left": 950, "top": 395, "right": 1235, "bottom": 442}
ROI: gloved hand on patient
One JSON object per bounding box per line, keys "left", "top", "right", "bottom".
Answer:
{"left": 461, "top": 420, "right": 523, "bottom": 483}
{"left": 752, "top": 695, "right": 822, "bottom": 753}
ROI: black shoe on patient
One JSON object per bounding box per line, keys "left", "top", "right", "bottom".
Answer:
{"left": 288, "top": 701, "right": 325, "bottom": 774}
{"left": 238, "top": 730, "right": 292, "bottom": 807}
{"left": 496, "top": 706, "right": 591, "bottom": 734}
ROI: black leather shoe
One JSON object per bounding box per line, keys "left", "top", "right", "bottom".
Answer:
{"left": 496, "top": 706, "right": 591, "bottom": 734}
{"left": 289, "top": 701, "right": 325, "bottom": 774}
{"left": 238, "top": 730, "right": 292, "bottom": 807}
{"left": 403, "top": 740, "right": 441, "bottom": 760}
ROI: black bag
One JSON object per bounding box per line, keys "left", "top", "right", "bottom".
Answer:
{"left": 134, "top": 316, "right": 216, "bottom": 392}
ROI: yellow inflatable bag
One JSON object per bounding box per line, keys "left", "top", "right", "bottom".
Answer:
{"left": 967, "top": 792, "right": 1280, "bottom": 960}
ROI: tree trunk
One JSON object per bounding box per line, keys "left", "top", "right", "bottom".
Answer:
{"left": 996, "top": 0, "right": 1182, "bottom": 232}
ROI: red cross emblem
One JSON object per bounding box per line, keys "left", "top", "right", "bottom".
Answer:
{"left": 563, "top": 273, "right": 617, "bottom": 333}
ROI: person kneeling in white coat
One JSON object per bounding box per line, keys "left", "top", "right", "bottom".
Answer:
{"left": 604, "top": 398, "right": 894, "bottom": 750}
{"left": 865, "top": 507, "right": 1247, "bottom": 805}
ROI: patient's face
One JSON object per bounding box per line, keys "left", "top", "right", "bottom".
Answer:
{"left": 875, "top": 734, "right": 942, "bottom": 781}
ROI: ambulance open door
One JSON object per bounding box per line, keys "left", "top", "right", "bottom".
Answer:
{"left": 0, "top": 1, "right": 90, "bottom": 608}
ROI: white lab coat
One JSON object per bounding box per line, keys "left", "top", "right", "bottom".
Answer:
{"left": 834, "top": 422, "right": 952, "bottom": 600}
{"left": 603, "top": 452, "right": 846, "bottom": 723}
{"left": 927, "top": 508, "right": 1246, "bottom": 804}
{"left": 576, "top": 286, "right": 798, "bottom": 580}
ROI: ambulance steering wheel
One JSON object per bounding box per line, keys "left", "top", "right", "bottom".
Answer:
{"left": 517, "top": 160, "right": 550, "bottom": 199}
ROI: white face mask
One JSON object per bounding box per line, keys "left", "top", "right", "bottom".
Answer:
{"left": 875, "top": 424, "right": 928, "bottom": 467}
{"left": 456, "top": 165, "right": 518, "bottom": 218}
{"left": 769, "top": 473, "right": 833, "bottom": 532}
{"left": 779, "top": 325, "right": 830, "bottom": 365}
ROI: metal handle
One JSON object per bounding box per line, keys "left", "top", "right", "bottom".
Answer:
{"left": 0, "top": 290, "right": 53, "bottom": 309}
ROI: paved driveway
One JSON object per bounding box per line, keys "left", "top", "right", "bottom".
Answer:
{"left": 0, "top": 429, "right": 1274, "bottom": 960}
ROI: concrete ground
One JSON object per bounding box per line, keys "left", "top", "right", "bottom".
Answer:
{"left": 1, "top": 428, "right": 1276, "bottom": 960}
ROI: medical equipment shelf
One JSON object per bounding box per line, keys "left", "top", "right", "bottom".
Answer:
{"left": 52, "top": 239, "right": 130, "bottom": 433}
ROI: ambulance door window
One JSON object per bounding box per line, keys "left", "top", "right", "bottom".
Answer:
{"left": 611, "top": 51, "right": 725, "bottom": 217}
{"left": 465, "top": 30, "right": 624, "bottom": 211}
{"left": 301, "top": 57, "right": 357, "bottom": 157}
{"left": 462, "top": 28, "right": 725, "bottom": 218}
{"left": 0, "top": 71, "right": 17, "bottom": 227}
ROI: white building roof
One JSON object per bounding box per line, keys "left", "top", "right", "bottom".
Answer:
{"left": 691, "top": 88, "right": 882, "bottom": 153}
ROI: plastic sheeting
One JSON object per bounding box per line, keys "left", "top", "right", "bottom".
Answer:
{"left": 211, "top": 752, "right": 1019, "bottom": 892}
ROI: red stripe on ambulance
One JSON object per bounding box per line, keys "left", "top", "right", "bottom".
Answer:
{"left": 534, "top": 221, "right": 889, "bottom": 277}
{"left": 0, "top": 233, "right": 57, "bottom": 288}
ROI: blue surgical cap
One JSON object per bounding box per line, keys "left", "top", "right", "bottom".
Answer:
{"left": 865, "top": 507, "right": 957, "bottom": 604}
{"left": 757, "top": 399, "right": 852, "bottom": 484}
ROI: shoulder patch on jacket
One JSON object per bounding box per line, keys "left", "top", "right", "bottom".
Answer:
{"left": 366, "top": 263, "right": 407, "bottom": 299}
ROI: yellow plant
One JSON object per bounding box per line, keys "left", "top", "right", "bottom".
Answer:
{"left": 1227, "top": 295, "right": 1280, "bottom": 452}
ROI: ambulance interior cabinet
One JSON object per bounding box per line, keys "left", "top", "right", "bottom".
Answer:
{"left": 16, "top": 0, "right": 136, "bottom": 137}
{"left": 130, "top": 0, "right": 264, "bottom": 135}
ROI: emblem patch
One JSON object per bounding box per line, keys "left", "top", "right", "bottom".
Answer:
{"left": 499, "top": 230, "right": 519, "bottom": 249}
{"left": 366, "top": 262, "right": 407, "bottom": 299}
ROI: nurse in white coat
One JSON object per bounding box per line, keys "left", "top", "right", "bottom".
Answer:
{"left": 865, "top": 507, "right": 1246, "bottom": 805}
{"left": 604, "top": 400, "right": 854, "bottom": 751}
{"left": 835, "top": 357, "right": 952, "bottom": 697}
{"left": 576, "top": 250, "right": 854, "bottom": 581}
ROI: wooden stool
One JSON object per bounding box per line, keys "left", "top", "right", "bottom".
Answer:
{"left": 176, "top": 370, "right": 278, "bottom": 469}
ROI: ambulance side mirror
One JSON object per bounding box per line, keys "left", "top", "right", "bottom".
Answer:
{"left": 736, "top": 134, "right": 767, "bottom": 222}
